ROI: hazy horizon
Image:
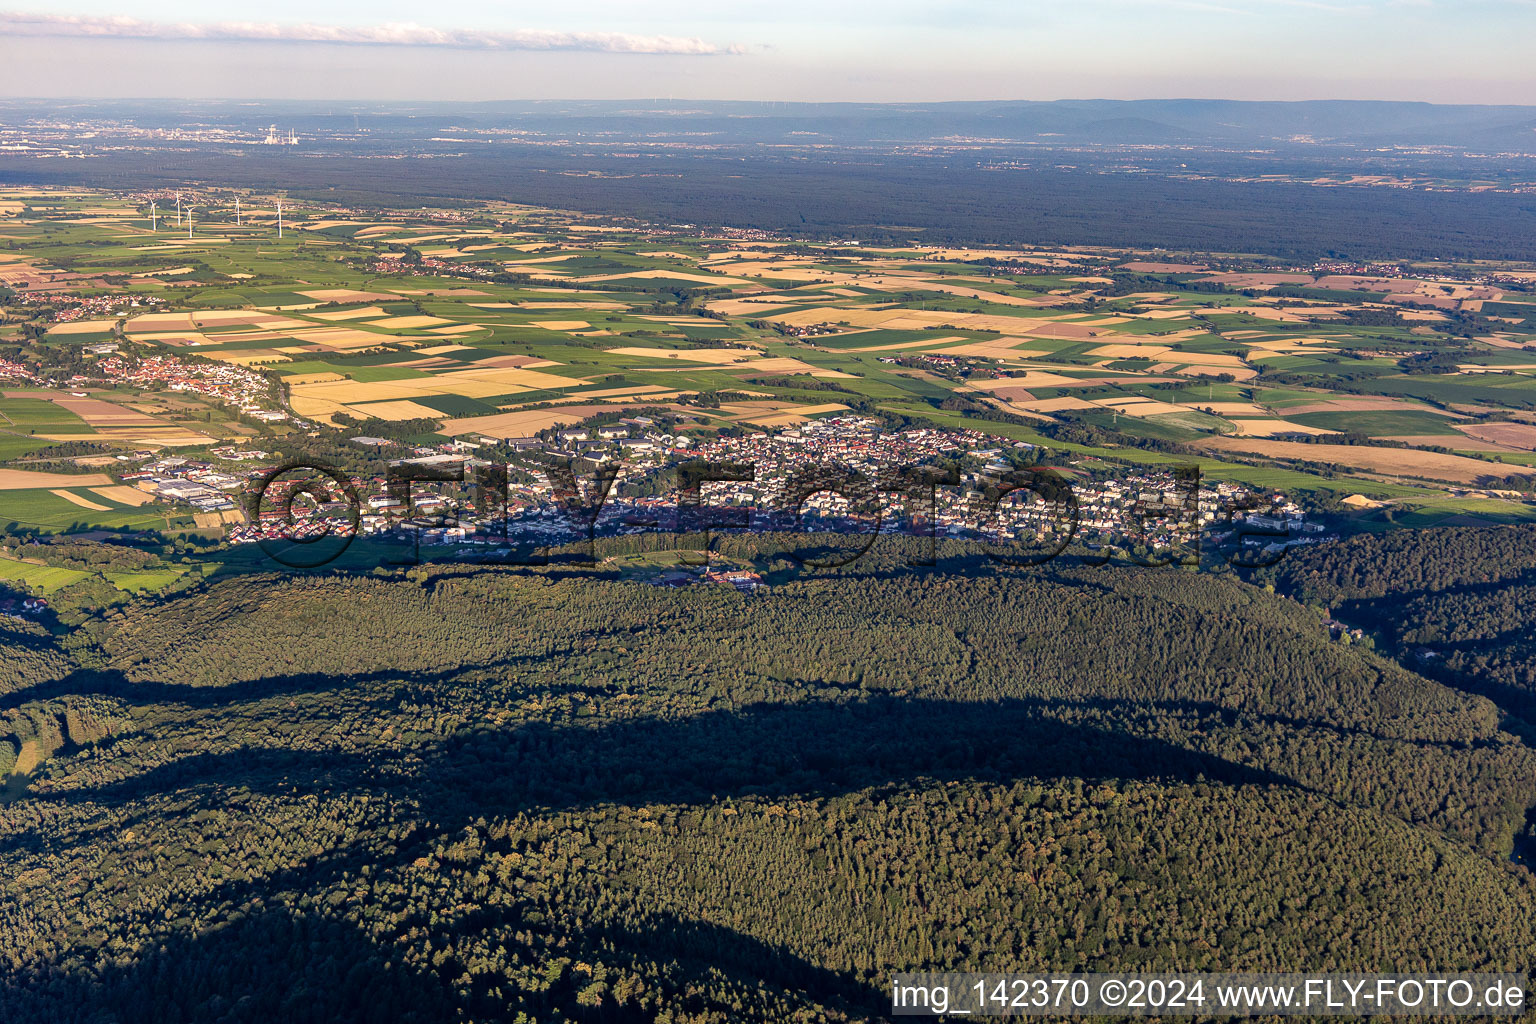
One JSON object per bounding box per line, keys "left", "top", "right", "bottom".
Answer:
{"left": 5, "top": 95, "right": 1536, "bottom": 109}
{"left": 2, "top": 2, "right": 1534, "bottom": 104}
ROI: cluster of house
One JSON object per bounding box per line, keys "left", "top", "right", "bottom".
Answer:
{"left": 776, "top": 322, "right": 848, "bottom": 339}
{"left": 0, "top": 591, "right": 47, "bottom": 620}
{"left": 712, "top": 227, "right": 788, "bottom": 242}
{"left": 3, "top": 351, "right": 284, "bottom": 425}
{"left": 0, "top": 357, "right": 42, "bottom": 385}
{"left": 1310, "top": 260, "right": 1406, "bottom": 278}
{"left": 1324, "top": 617, "right": 1368, "bottom": 643}
{"left": 221, "top": 416, "right": 1331, "bottom": 568}
{"left": 372, "top": 252, "right": 500, "bottom": 280}
{"left": 26, "top": 292, "right": 166, "bottom": 322}
{"left": 97, "top": 355, "right": 287, "bottom": 421}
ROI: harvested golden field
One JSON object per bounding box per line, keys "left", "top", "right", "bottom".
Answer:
{"left": 1201, "top": 437, "right": 1505, "bottom": 483}
{"left": 975, "top": 397, "right": 1056, "bottom": 422}
{"left": 291, "top": 366, "right": 588, "bottom": 407}
{"left": 287, "top": 396, "right": 351, "bottom": 424}
{"left": 704, "top": 298, "right": 803, "bottom": 317}
{"left": 50, "top": 489, "right": 111, "bottom": 511}
{"left": 203, "top": 311, "right": 312, "bottom": 328}
{"left": 46, "top": 319, "right": 119, "bottom": 335}
{"left": 1198, "top": 273, "right": 1313, "bottom": 288}
{"left": 193, "top": 510, "right": 245, "bottom": 528}
{"left": 1022, "top": 321, "right": 1112, "bottom": 340}
{"left": 1283, "top": 398, "right": 1453, "bottom": 416}
{"left": 1457, "top": 422, "right": 1536, "bottom": 450}
{"left": 1091, "top": 343, "right": 1172, "bottom": 359}
{"left": 85, "top": 427, "right": 212, "bottom": 446}
{"left": 961, "top": 372, "right": 1080, "bottom": 390}
{"left": 89, "top": 485, "right": 155, "bottom": 506}
{"left": 740, "top": 403, "right": 849, "bottom": 427}
{"left": 1015, "top": 396, "right": 1097, "bottom": 412}
{"left": 531, "top": 320, "right": 591, "bottom": 331}
{"left": 1384, "top": 435, "right": 1513, "bottom": 452}
{"left": 1225, "top": 419, "right": 1335, "bottom": 437}
{"left": 309, "top": 306, "right": 390, "bottom": 321}
{"left": 290, "top": 381, "right": 434, "bottom": 404}
{"left": 202, "top": 350, "right": 291, "bottom": 366}
{"left": 0, "top": 469, "right": 114, "bottom": 490}
{"left": 298, "top": 220, "right": 387, "bottom": 231}
{"left": 1089, "top": 398, "right": 1180, "bottom": 418}
{"left": 41, "top": 395, "right": 160, "bottom": 427}
{"left": 981, "top": 386, "right": 1042, "bottom": 403}
{"left": 127, "top": 311, "right": 308, "bottom": 332}
{"left": 371, "top": 315, "right": 455, "bottom": 330}
{"left": 287, "top": 328, "right": 394, "bottom": 350}
{"left": 345, "top": 400, "right": 446, "bottom": 421}
{"left": 477, "top": 355, "right": 558, "bottom": 369}
{"left": 440, "top": 406, "right": 615, "bottom": 439}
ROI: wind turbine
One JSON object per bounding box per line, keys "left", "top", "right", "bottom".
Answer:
{"left": 277, "top": 199, "right": 283, "bottom": 240}
{"left": 175, "top": 192, "right": 182, "bottom": 228}
{"left": 235, "top": 197, "right": 241, "bottom": 226}
{"left": 149, "top": 200, "right": 157, "bottom": 232}
{"left": 187, "top": 206, "right": 194, "bottom": 239}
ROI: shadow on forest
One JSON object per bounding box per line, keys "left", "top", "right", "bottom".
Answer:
{"left": 26, "top": 693, "right": 1291, "bottom": 819}
{"left": 0, "top": 693, "right": 1293, "bottom": 1019}
{"left": 0, "top": 893, "right": 872, "bottom": 1023}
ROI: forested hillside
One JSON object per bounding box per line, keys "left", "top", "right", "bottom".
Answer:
{"left": 1271, "top": 525, "right": 1536, "bottom": 731}
{"left": 1, "top": 557, "right": 1534, "bottom": 1021}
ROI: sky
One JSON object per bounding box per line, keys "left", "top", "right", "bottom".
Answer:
{"left": 2, "top": 1, "right": 1534, "bottom": 104}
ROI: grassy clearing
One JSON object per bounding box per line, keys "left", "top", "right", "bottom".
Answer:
{"left": 0, "top": 555, "right": 91, "bottom": 593}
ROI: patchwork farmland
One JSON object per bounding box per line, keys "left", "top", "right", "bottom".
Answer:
{"left": 0, "top": 183, "right": 1533, "bottom": 555}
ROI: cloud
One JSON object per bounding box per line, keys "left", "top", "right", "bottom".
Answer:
{"left": 0, "top": 11, "right": 744, "bottom": 55}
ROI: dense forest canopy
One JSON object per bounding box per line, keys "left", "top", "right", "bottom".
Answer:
{"left": 10, "top": 147, "right": 1536, "bottom": 260}
{"left": 1270, "top": 524, "right": 1536, "bottom": 736}
{"left": 1, "top": 544, "right": 1534, "bottom": 1021}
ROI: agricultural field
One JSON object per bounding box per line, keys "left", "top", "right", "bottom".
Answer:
{"left": 0, "top": 183, "right": 1534, "bottom": 543}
